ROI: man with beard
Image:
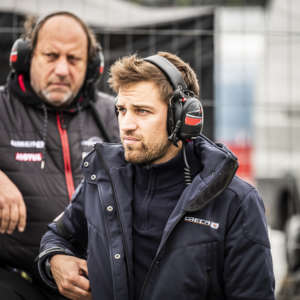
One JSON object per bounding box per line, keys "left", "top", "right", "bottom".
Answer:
{"left": 0, "top": 11, "right": 119, "bottom": 300}
{"left": 36, "top": 52, "right": 275, "bottom": 300}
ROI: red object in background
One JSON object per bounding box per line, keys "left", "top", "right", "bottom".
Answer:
{"left": 227, "top": 143, "right": 253, "bottom": 184}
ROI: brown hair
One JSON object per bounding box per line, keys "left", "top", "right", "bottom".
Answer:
{"left": 108, "top": 51, "right": 200, "bottom": 103}
{"left": 23, "top": 11, "right": 100, "bottom": 61}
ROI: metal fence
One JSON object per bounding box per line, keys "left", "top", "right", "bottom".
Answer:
{"left": 1, "top": 0, "right": 300, "bottom": 229}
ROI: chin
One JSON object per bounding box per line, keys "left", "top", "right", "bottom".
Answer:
{"left": 125, "top": 153, "right": 144, "bottom": 164}
{"left": 44, "top": 92, "right": 74, "bottom": 107}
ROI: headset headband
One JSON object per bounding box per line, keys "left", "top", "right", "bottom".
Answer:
{"left": 144, "top": 55, "right": 187, "bottom": 90}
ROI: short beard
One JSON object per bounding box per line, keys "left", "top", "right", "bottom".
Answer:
{"left": 124, "top": 139, "right": 172, "bottom": 164}
{"left": 41, "top": 89, "right": 75, "bottom": 107}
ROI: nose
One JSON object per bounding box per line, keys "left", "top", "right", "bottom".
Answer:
{"left": 54, "top": 57, "right": 69, "bottom": 77}
{"left": 119, "top": 111, "right": 137, "bottom": 132}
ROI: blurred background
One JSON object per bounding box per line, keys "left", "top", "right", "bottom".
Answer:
{"left": 1, "top": 0, "right": 298, "bottom": 295}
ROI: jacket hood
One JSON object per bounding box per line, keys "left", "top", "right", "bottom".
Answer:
{"left": 183, "top": 135, "right": 239, "bottom": 211}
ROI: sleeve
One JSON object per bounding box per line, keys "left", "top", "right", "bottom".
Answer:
{"left": 224, "top": 188, "right": 276, "bottom": 300}
{"left": 35, "top": 180, "right": 88, "bottom": 288}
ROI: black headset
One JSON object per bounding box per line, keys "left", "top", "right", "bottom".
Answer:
{"left": 9, "top": 12, "right": 104, "bottom": 85}
{"left": 144, "top": 55, "right": 204, "bottom": 146}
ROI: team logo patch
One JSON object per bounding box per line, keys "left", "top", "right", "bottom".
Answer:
{"left": 11, "top": 140, "right": 45, "bottom": 149}
{"left": 184, "top": 216, "right": 219, "bottom": 230}
{"left": 15, "top": 152, "right": 42, "bottom": 162}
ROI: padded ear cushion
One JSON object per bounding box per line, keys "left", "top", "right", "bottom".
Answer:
{"left": 9, "top": 38, "right": 32, "bottom": 74}
{"left": 167, "top": 91, "right": 183, "bottom": 136}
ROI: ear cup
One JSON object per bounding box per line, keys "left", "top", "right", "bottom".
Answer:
{"left": 85, "top": 45, "right": 104, "bottom": 85}
{"left": 9, "top": 38, "right": 32, "bottom": 74}
{"left": 167, "top": 91, "right": 203, "bottom": 142}
{"left": 180, "top": 96, "right": 203, "bottom": 140}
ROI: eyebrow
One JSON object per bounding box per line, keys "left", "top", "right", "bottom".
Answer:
{"left": 117, "top": 102, "right": 153, "bottom": 108}
{"left": 132, "top": 104, "right": 153, "bottom": 109}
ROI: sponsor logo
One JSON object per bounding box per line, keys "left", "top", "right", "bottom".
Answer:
{"left": 81, "top": 136, "right": 102, "bottom": 147}
{"left": 15, "top": 152, "right": 42, "bottom": 162}
{"left": 11, "top": 140, "right": 45, "bottom": 149}
{"left": 184, "top": 216, "right": 219, "bottom": 230}
{"left": 184, "top": 114, "right": 202, "bottom": 126}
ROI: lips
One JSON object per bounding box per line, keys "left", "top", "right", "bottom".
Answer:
{"left": 122, "top": 136, "right": 140, "bottom": 144}
{"left": 50, "top": 82, "right": 70, "bottom": 87}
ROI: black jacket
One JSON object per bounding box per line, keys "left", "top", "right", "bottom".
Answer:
{"left": 38, "top": 136, "right": 275, "bottom": 300}
{"left": 0, "top": 73, "right": 119, "bottom": 274}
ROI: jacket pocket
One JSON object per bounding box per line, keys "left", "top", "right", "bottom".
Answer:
{"left": 145, "top": 241, "right": 223, "bottom": 300}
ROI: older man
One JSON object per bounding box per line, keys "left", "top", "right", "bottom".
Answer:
{"left": 0, "top": 11, "right": 119, "bottom": 300}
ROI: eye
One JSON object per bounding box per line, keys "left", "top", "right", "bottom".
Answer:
{"left": 67, "top": 55, "right": 80, "bottom": 64}
{"left": 116, "top": 106, "right": 126, "bottom": 114}
{"left": 44, "top": 52, "right": 58, "bottom": 61}
{"left": 136, "top": 108, "right": 149, "bottom": 115}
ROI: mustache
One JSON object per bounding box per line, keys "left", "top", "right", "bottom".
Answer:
{"left": 48, "top": 77, "right": 71, "bottom": 86}
{"left": 121, "top": 133, "right": 143, "bottom": 141}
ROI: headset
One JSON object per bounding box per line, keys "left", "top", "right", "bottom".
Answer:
{"left": 9, "top": 11, "right": 104, "bottom": 85}
{"left": 144, "top": 55, "right": 203, "bottom": 146}
{"left": 144, "top": 55, "right": 204, "bottom": 185}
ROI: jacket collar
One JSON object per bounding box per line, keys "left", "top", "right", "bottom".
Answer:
{"left": 7, "top": 71, "right": 92, "bottom": 113}
{"left": 84, "top": 135, "right": 238, "bottom": 211}
{"left": 183, "top": 135, "right": 238, "bottom": 211}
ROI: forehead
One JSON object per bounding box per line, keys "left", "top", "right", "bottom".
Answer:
{"left": 118, "top": 81, "right": 166, "bottom": 107}
{"left": 35, "top": 15, "right": 88, "bottom": 53}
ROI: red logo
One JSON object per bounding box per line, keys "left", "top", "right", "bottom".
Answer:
{"left": 10, "top": 53, "right": 17, "bottom": 63}
{"left": 185, "top": 115, "right": 202, "bottom": 126}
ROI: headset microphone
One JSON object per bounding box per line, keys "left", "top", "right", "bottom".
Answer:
{"left": 144, "top": 55, "right": 204, "bottom": 185}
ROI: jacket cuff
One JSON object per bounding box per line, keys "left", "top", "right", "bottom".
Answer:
{"left": 37, "top": 247, "right": 75, "bottom": 289}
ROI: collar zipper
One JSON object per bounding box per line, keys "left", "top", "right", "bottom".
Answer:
{"left": 56, "top": 112, "right": 75, "bottom": 201}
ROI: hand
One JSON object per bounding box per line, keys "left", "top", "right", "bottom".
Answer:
{"left": 50, "top": 255, "right": 92, "bottom": 300}
{"left": 0, "top": 171, "right": 26, "bottom": 234}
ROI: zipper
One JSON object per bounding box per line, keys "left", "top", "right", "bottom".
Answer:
{"left": 56, "top": 113, "right": 75, "bottom": 201}
{"left": 138, "top": 211, "right": 185, "bottom": 300}
{"left": 97, "top": 147, "right": 132, "bottom": 300}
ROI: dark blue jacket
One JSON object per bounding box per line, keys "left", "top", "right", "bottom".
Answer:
{"left": 38, "top": 135, "right": 275, "bottom": 300}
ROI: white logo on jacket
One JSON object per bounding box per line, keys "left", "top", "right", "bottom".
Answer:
{"left": 184, "top": 216, "right": 219, "bottom": 230}
{"left": 11, "top": 140, "right": 45, "bottom": 149}
{"left": 15, "top": 152, "right": 42, "bottom": 162}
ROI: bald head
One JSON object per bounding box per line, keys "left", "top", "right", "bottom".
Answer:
{"left": 29, "top": 15, "right": 88, "bottom": 107}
